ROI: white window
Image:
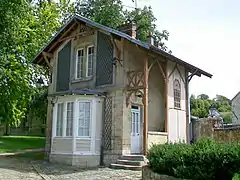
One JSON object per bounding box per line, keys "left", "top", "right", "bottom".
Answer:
{"left": 76, "top": 48, "right": 84, "bottom": 79}
{"left": 66, "top": 102, "right": 74, "bottom": 136}
{"left": 75, "top": 46, "right": 94, "bottom": 80}
{"left": 78, "top": 102, "right": 91, "bottom": 137}
{"left": 86, "top": 46, "right": 94, "bottom": 77}
{"left": 56, "top": 103, "right": 64, "bottom": 136}
{"left": 54, "top": 100, "right": 92, "bottom": 138}
{"left": 174, "top": 79, "right": 181, "bottom": 109}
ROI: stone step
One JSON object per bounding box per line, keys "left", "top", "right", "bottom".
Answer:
{"left": 110, "top": 163, "right": 142, "bottom": 171}
{"left": 117, "top": 159, "right": 142, "bottom": 166}
{"left": 120, "top": 155, "right": 146, "bottom": 161}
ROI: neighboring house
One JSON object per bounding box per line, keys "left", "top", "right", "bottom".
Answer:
{"left": 31, "top": 14, "right": 212, "bottom": 167}
{"left": 231, "top": 92, "right": 240, "bottom": 124}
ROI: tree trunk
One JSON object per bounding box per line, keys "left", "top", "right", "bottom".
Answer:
{"left": 4, "top": 122, "right": 9, "bottom": 136}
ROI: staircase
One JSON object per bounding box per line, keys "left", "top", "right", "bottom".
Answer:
{"left": 110, "top": 155, "right": 148, "bottom": 171}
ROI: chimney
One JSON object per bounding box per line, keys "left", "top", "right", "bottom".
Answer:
{"left": 147, "top": 31, "right": 154, "bottom": 46}
{"left": 118, "top": 22, "right": 137, "bottom": 39}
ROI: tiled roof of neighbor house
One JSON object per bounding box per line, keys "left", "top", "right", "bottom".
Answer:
{"left": 31, "top": 14, "right": 212, "bottom": 78}
{"left": 231, "top": 91, "right": 240, "bottom": 102}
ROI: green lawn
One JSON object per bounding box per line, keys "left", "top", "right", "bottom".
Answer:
{"left": 0, "top": 136, "right": 45, "bottom": 153}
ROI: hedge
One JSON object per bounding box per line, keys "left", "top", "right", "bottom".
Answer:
{"left": 147, "top": 138, "right": 240, "bottom": 180}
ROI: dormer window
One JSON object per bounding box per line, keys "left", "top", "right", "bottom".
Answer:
{"left": 75, "top": 45, "right": 94, "bottom": 79}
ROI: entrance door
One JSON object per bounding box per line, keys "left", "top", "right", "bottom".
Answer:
{"left": 131, "top": 105, "right": 141, "bottom": 154}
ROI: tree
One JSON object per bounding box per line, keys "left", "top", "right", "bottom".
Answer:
{"left": 0, "top": 0, "right": 171, "bottom": 133}
{"left": 125, "top": 6, "right": 170, "bottom": 52}
{"left": 197, "top": 94, "right": 209, "bottom": 100}
{"left": 77, "top": 0, "right": 170, "bottom": 52}
{"left": 190, "top": 93, "right": 232, "bottom": 122}
{"left": 76, "top": 0, "right": 125, "bottom": 29}
{"left": 0, "top": 0, "right": 77, "bottom": 134}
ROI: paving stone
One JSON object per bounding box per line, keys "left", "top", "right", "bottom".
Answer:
{"left": 0, "top": 157, "right": 141, "bottom": 180}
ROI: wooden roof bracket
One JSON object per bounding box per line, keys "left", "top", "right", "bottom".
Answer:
{"left": 156, "top": 60, "right": 166, "bottom": 82}
{"left": 176, "top": 64, "right": 185, "bottom": 84}
{"left": 148, "top": 58, "right": 166, "bottom": 82}
{"left": 188, "top": 69, "right": 198, "bottom": 82}
{"left": 42, "top": 51, "right": 53, "bottom": 71}
{"left": 168, "top": 63, "right": 185, "bottom": 84}
{"left": 168, "top": 63, "right": 177, "bottom": 79}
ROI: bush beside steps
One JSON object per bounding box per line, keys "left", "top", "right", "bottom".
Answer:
{"left": 147, "top": 138, "right": 240, "bottom": 180}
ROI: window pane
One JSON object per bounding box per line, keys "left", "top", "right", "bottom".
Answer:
{"left": 56, "top": 103, "right": 64, "bottom": 136}
{"left": 66, "top": 102, "right": 74, "bottom": 136}
{"left": 76, "top": 49, "right": 84, "bottom": 79}
{"left": 87, "top": 46, "right": 94, "bottom": 77}
{"left": 78, "top": 102, "right": 91, "bottom": 137}
{"left": 174, "top": 79, "right": 181, "bottom": 109}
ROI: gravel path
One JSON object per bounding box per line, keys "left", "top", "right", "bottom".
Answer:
{"left": 0, "top": 157, "right": 141, "bottom": 180}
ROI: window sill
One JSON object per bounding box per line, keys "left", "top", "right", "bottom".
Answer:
{"left": 72, "top": 77, "right": 93, "bottom": 83}
{"left": 53, "top": 136, "right": 72, "bottom": 139}
{"left": 76, "top": 137, "right": 91, "bottom": 140}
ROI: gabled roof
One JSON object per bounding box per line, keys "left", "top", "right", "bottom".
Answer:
{"left": 31, "top": 14, "right": 213, "bottom": 78}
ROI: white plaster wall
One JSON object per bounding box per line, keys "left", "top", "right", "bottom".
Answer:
{"left": 232, "top": 93, "right": 240, "bottom": 124}
{"left": 167, "top": 61, "right": 187, "bottom": 143}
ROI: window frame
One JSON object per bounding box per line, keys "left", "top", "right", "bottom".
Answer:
{"left": 76, "top": 100, "right": 92, "bottom": 139}
{"left": 86, "top": 45, "right": 94, "bottom": 78}
{"left": 66, "top": 101, "right": 74, "bottom": 137}
{"left": 56, "top": 103, "right": 64, "bottom": 137}
{"left": 75, "top": 48, "right": 84, "bottom": 80}
{"left": 53, "top": 99, "right": 93, "bottom": 139}
{"left": 74, "top": 45, "right": 94, "bottom": 80}
{"left": 173, "top": 79, "right": 181, "bottom": 109}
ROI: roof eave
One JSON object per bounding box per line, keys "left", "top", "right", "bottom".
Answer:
{"left": 149, "top": 45, "right": 213, "bottom": 78}
{"left": 31, "top": 14, "right": 213, "bottom": 79}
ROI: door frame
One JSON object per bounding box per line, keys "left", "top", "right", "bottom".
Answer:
{"left": 130, "top": 104, "right": 142, "bottom": 154}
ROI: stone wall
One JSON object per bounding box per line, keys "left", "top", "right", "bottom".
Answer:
{"left": 213, "top": 127, "right": 240, "bottom": 142}
{"left": 191, "top": 118, "right": 240, "bottom": 142}
{"left": 142, "top": 166, "right": 183, "bottom": 180}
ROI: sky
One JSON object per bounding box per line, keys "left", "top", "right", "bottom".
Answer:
{"left": 122, "top": 0, "right": 240, "bottom": 99}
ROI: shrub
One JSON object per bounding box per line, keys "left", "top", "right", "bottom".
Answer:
{"left": 147, "top": 138, "right": 240, "bottom": 180}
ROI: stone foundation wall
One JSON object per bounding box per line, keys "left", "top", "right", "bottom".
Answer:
{"left": 50, "top": 154, "right": 100, "bottom": 168}
{"left": 50, "top": 154, "right": 73, "bottom": 165}
{"left": 142, "top": 166, "right": 182, "bottom": 180}
{"left": 214, "top": 127, "right": 240, "bottom": 142}
{"left": 192, "top": 118, "right": 240, "bottom": 142}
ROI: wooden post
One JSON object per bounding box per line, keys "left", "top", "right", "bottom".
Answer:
{"left": 143, "top": 58, "right": 149, "bottom": 155}
{"left": 185, "top": 70, "right": 190, "bottom": 143}
{"left": 165, "top": 63, "right": 169, "bottom": 133}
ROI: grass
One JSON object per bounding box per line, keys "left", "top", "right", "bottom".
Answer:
{"left": 0, "top": 136, "right": 45, "bottom": 153}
